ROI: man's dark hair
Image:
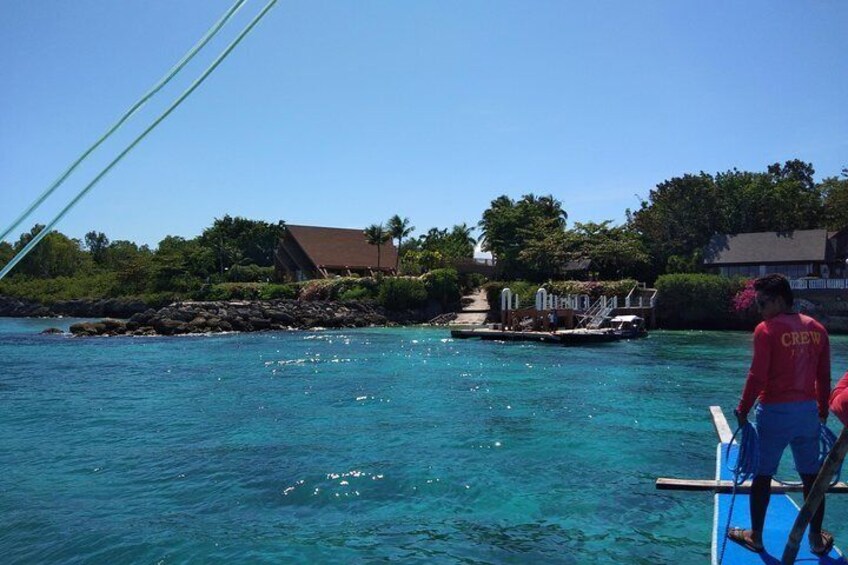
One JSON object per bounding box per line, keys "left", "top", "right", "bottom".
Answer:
{"left": 754, "top": 273, "right": 794, "bottom": 307}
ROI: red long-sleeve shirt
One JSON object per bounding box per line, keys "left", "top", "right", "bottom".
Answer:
{"left": 737, "top": 313, "right": 831, "bottom": 419}
{"left": 831, "top": 372, "right": 848, "bottom": 426}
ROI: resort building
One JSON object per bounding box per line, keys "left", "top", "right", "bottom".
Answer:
{"left": 275, "top": 224, "right": 398, "bottom": 281}
{"left": 703, "top": 229, "right": 848, "bottom": 287}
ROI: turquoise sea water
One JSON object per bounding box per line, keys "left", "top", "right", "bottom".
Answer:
{"left": 2, "top": 319, "right": 847, "bottom": 564}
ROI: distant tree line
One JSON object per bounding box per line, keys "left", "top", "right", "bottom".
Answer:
{"left": 473, "top": 160, "right": 847, "bottom": 282}
{"left": 1, "top": 159, "right": 846, "bottom": 304}
{"left": 0, "top": 215, "right": 285, "bottom": 301}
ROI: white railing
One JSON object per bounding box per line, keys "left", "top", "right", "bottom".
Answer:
{"left": 579, "top": 296, "right": 617, "bottom": 329}
{"left": 624, "top": 285, "right": 658, "bottom": 308}
{"left": 790, "top": 279, "right": 848, "bottom": 290}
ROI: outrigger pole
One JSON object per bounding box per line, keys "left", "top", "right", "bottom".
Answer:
{"left": 781, "top": 427, "right": 848, "bottom": 564}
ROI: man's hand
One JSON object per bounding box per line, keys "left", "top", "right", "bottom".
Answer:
{"left": 734, "top": 409, "right": 748, "bottom": 428}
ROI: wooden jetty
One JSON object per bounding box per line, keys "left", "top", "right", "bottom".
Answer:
{"left": 450, "top": 327, "right": 622, "bottom": 345}
{"left": 655, "top": 407, "right": 847, "bottom": 564}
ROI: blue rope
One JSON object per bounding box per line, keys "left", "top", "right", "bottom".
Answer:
{"left": 727, "top": 422, "right": 760, "bottom": 485}
{"left": 774, "top": 423, "right": 842, "bottom": 487}
{"left": 719, "top": 422, "right": 758, "bottom": 564}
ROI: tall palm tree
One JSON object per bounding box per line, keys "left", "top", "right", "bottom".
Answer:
{"left": 364, "top": 223, "right": 391, "bottom": 270}
{"left": 387, "top": 215, "right": 415, "bottom": 270}
{"left": 452, "top": 223, "right": 476, "bottom": 244}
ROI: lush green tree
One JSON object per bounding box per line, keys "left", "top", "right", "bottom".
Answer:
{"left": 627, "top": 173, "right": 720, "bottom": 277}
{"left": 104, "top": 240, "right": 152, "bottom": 269}
{"left": 821, "top": 172, "right": 848, "bottom": 231}
{"left": 565, "top": 221, "right": 649, "bottom": 280}
{"left": 105, "top": 240, "right": 153, "bottom": 293}
{"left": 12, "top": 225, "right": 90, "bottom": 278}
{"left": 419, "top": 224, "right": 476, "bottom": 261}
{"left": 629, "top": 161, "right": 829, "bottom": 280}
{"left": 199, "top": 215, "right": 286, "bottom": 274}
{"left": 715, "top": 161, "right": 823, "bottom": 233}
{"left": 516, "top": 217, "right": 570, "bottom": 280}
{"left": 0, "top": 241, "right": 13, "bottom": 270}
{"left": 364, "top": 224, "right": 391, "bottom": 270}
{"left": 150, "top": 235, "right": 214, "bottom": 292}
{"left": 387, "top": 215, "right": 415, "bottom": 270}
{"left": 478, "top": 193, "right": 567, "bottom": 279}
{"left": 84, "top": 231, "right": 110, "bottom": 266}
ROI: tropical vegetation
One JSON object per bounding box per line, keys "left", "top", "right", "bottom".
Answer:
{"left": 1, "top": 160, "right": 845, "bottom": 315}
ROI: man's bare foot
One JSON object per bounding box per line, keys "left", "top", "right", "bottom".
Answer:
{"left": 727, "top": 528, "right": 764, "bottom": 553}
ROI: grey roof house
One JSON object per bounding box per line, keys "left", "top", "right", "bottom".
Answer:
{"left": 703, "top": 229, "right": 848, "bottom": 280}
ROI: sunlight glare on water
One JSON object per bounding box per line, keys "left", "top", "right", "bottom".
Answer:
{"left": 1, "top": 321, "right": 846, "bottom": 563}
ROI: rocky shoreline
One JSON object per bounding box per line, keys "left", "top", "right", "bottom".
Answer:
{"left": 64, "top": 299, "right": 427, "bottom": 337}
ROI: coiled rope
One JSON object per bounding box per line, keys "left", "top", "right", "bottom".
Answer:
{"left": 0, "top": 0, "right": 246, "bottom": 244}
{"left": 718, "top": 422, "right": 759, "bottom": 564}
{"left": 718, "top": 422, "right": 841, "bottom": 564}
{"left": 0, "top": 0, "right": 279, "bottom": 281}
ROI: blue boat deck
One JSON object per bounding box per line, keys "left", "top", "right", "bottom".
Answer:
{"left": 712, "top": 442, "right": 846, "bottom": 564}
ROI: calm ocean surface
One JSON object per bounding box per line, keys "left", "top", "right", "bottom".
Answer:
{"left": 2, "top": 318, "right": 847, "bottom": 564}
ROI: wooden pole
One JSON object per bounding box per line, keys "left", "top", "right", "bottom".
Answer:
{"left": 709, "top": 405, "right": 734, "bottom": 444}
{"left": 781, "top": 427, "right": 848, "bottom": 564}
{"left": 655, "top": 477, "right": 848, "bottom": 494}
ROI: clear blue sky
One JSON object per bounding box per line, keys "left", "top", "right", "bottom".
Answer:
{"left": 1, "top": 1, "right": 846, "bottom": 249}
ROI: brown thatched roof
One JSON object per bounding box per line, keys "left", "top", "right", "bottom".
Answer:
{"left": 286, "top": 225, "right": 398, "bottom": 270}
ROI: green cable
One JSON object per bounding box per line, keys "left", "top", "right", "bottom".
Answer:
{"left": 0, "top": 0, "right": 279, "bottom": 281}
{"left": 0, "top": 0, "right": 246, "bottom": 244}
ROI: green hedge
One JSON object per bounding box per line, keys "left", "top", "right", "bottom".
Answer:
{"left": 483, "top": 281, "right": 538, "bottom": 310}
{"left": 378, "top": 277, "right": 428, "bottom": 310}
{"left": 259, "top": 283, "right": 300, "bottom": 300}
{"left": 299, "top": 277, "right": 379, "bottom": 301}
{"left": 199, "top": 282, "right": 298, "bottom": 301}
{"left": 655, "top": 273, "right": 748, "bottom": 329}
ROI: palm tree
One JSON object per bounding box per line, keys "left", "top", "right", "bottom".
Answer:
{"left": 387, "top": 215, "right": 415, "bottom": 270}
{"left": 452, "top": 223, "right": 476, "bottom": 244}
{"left": 364, "top": 223, "right": 391, "bottom": 270}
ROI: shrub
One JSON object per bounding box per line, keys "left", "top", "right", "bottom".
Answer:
{"left": 0, "top": 272, "right": 122, "bottom": 303}
{"left": 458, "top": 272, "right": 487, "bottom": 294}
{"left": 299, "top": 279, "right": 334, "bottom": 301}
{"left": 259, "top": 283, "right": 299, "bottom": 300}
{"left": 422, "top": 268, "right": 461, "bottom": 307}
{"left": 339, "top": 286, "right": 372, "bottom": 301}
{"left": 299, "top": 277, "right": 380, "bottom": 301}
{"left": 378, "top": 277, "right": 427, "bottom": 310}
{"left": 655, "top": 273, "right": 748, "bottom": 329}
{"left": 483, "top": 280, "right": 538, "bottom": 311}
